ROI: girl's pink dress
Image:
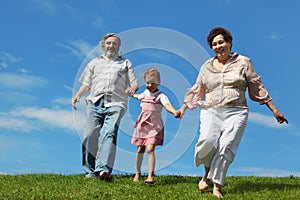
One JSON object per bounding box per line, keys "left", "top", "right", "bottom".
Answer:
{"left": 131, "top": 92, "right": 164, "bottom": 146}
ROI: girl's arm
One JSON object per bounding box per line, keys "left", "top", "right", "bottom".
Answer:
{"left": 164, "top": 103, "right": 177, "bottom": 115}
{"left": 176, "top": 103, "right": 188, "bottom": 118}
{"left": 131, "top": 93, "right": 140, "bottom": 99}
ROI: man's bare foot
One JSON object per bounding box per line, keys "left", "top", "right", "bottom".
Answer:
{"left": 213, "top": 184, "right": 223, "bottom": 198}
{"left": 198, "top": 178, "right": 210, "bottom": 190}
{"left": 98, "top": 170, "right": 110, "bottom": 181}
{"left": 133, "top": 173, "right": 141, "bottom": 182}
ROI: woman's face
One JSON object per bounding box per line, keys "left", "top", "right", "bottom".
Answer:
{"left": 211, "top": 34, "right": 231, "bottom": 60}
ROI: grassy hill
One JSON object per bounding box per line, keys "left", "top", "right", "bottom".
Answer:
{"left": 0, "top": 174, "right": 299, "bottom": 199}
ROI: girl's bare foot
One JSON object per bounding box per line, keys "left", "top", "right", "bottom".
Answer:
{"left": 213, "top": 184, "right": 223, "bottom": 198}
{"left": 133, "top": 173, "right": 141, "bottom": 182}
{"left": 198, "top": 178, "right": 210, "bottom": 190}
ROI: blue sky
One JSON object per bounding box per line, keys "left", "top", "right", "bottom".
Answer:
{"left": 0, "top": 0, "right": 299, "bottom": 177}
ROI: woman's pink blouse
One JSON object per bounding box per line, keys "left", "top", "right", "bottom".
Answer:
{"left": 184, "top": 53, "right": 272, "bottom": 109}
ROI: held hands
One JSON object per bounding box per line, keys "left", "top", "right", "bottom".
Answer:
{"left": 125, "top": 82, "right": 138, "bottom": 96}
{"left": 125, "top": 87, "right": 135, "bottom": 96}
{"left": 174, "top": 106, "right": 186, "bottom": 119}
{"left": 174, "top": 110, "right": 182, "bottom": 118}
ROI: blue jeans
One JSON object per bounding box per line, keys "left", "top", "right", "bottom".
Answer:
{"left": 82, "top": 98, "right": 125, "bottom": 177}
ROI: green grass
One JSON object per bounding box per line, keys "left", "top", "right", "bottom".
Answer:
{"left": 0, "top": 174, "right": 299, "bottom": 199}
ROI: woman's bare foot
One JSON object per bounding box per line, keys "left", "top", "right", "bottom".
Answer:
{"left": 144, "top": 176, "right": 154, "bottom": 184}
{"left": 213, "top": 184, "right": 223, "bottom": 198}
{"left": 198, "top": 178, "right": 210, "bottom": 190}
{"left": 133, "top": 173, "right": 141, "bottom": 182}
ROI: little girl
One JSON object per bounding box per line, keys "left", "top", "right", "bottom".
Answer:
{"left": 130, "top": 68, "right": 179, "bottom": 183}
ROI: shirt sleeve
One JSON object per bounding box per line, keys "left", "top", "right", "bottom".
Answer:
{"left": 245, "top": 59, "right": 272, "bottom": 104}
{"left": 126, "top": 59, "right": 138, "bottom": 87}
{"left": 157, "top": 93, "right": 171, "bottom": 106}
{"left": 138, "top": 91, "right": 145, "bottom": 100}
{"left": 183, "top": 67, "right": 206, "bottom": 109}
{"left": 79, "top": 60, "right": 94, "bottom": 88}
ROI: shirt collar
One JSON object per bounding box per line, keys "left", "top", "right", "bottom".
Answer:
{"left": 100, "top": 54, "right": 121, "bottom": 61}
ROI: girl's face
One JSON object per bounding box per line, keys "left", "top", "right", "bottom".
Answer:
{"left": 211, "top": 34, "right": 231, "bottom": 60}
{"left": 146, "top": 82, "right": 159, "bottom": 93}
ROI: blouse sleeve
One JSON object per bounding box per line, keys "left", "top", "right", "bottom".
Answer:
{"left": 183, "top": 70, "right": 206, "bottom": 109}
{"left": 245, "top": 59, "right": 272, "bottom": 104}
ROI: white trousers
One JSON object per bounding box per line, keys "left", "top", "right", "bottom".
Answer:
{"left": 194, "top": 107, "right": 248, "bottom": 185}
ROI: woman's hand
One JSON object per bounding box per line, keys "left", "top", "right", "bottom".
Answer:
{"left": 266, "top": 101, "right": 288, "bottom": 124}
{"left": 174, "top": 104, "right": 187, "bottom": 119}
{"left": 273, "top": 109, "right": 288, "bottom": 124}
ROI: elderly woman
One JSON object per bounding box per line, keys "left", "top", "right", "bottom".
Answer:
{"left": 178, "top": 27, "right": 288, "bottom": 198}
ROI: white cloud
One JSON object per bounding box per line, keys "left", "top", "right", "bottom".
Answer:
{"left": 0, "top": 106, "right": 81, "bottom": 133}
{"left": 69, "top": 40, "right": 94, "bottom": 56}
{"left": 266, "top": 32, "right": 283, "bottom": 41}
{"left": 0, "top": 51, "right": 22, "bottom": 63}
{"left": 18, "top": 68, "right": 31, "bottom": 74}
{"left": 11, "top": 107, "right": 75, "bottom": 131}
{"left": 30, "top": 0, "right": 59, "bottom": 16}
{"left": 57, "top": 40, "right": 95, "bottom": 60}
{"left": 53, "top": 97, "right": 72, "bottom": 106}
{"left": 64, "top": 85, "right": 74, "bottom": 93}
{"left": 0, "top": 73, "right": 47, "bottom": 90}
{"left": 0, "top": 51, "right": 22, "bottom": 69}
{"left": 29, "top": 0, "right": 84, "bottom": 23}
{"left": 64, "top": 4, "right": 84, "bottom": 22}
{"left": 248, "top": 112, "right": 289, "bottom": 129}
{"left": 0, "top": 62, "right": 7, "bottom": 69}
{"left": 0, "top": 91, "right": 37, "bottom": 104}
{"left": 0, "top": 113, "right": 39, "bottom": 133}
{"left": 91, "top": 17, "right": 105, "bottom": 29}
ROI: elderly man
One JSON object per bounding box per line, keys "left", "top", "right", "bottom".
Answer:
{"left": 72, "top": 33, "right": 138, "bottom": 179}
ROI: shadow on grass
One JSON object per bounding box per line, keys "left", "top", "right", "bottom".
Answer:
{"left": 227, "top": 176, "right": 300, "bottom": 194}
{"left": 114, "top": 173, "right": 199, "bottom": 185}
{"left": 155, "top": 175, "right": 198, "bottom": 185}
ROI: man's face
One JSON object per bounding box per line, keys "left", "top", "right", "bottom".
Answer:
{"left": 104, "top": 36, "right": 120, "bottom": 58}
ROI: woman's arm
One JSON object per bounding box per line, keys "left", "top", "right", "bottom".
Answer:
{"left": 266, "top": 101, "right": 288, "bottom": 124}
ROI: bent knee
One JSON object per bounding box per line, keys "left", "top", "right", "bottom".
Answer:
{"left": 146, "top": 145, "right": 155, "bottom": 154}
{"left": 137, "top": 146, "right": 145, "bottom": 153}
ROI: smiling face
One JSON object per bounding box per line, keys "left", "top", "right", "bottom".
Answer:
{"left": 211, "top": 34, "right": 232, "bottom": 61}
{"left": 103, "top": 36, "right": 120, "bottom": 58}
{"left": 146, "top": 82, "right": 159, "bottom": 93}
{"left": 143, "top": 68, "right": 161, "bottom": 93}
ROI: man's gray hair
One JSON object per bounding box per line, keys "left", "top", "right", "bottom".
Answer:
{"left": 99, "top": 33, "right": 121, "bottom": 50}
